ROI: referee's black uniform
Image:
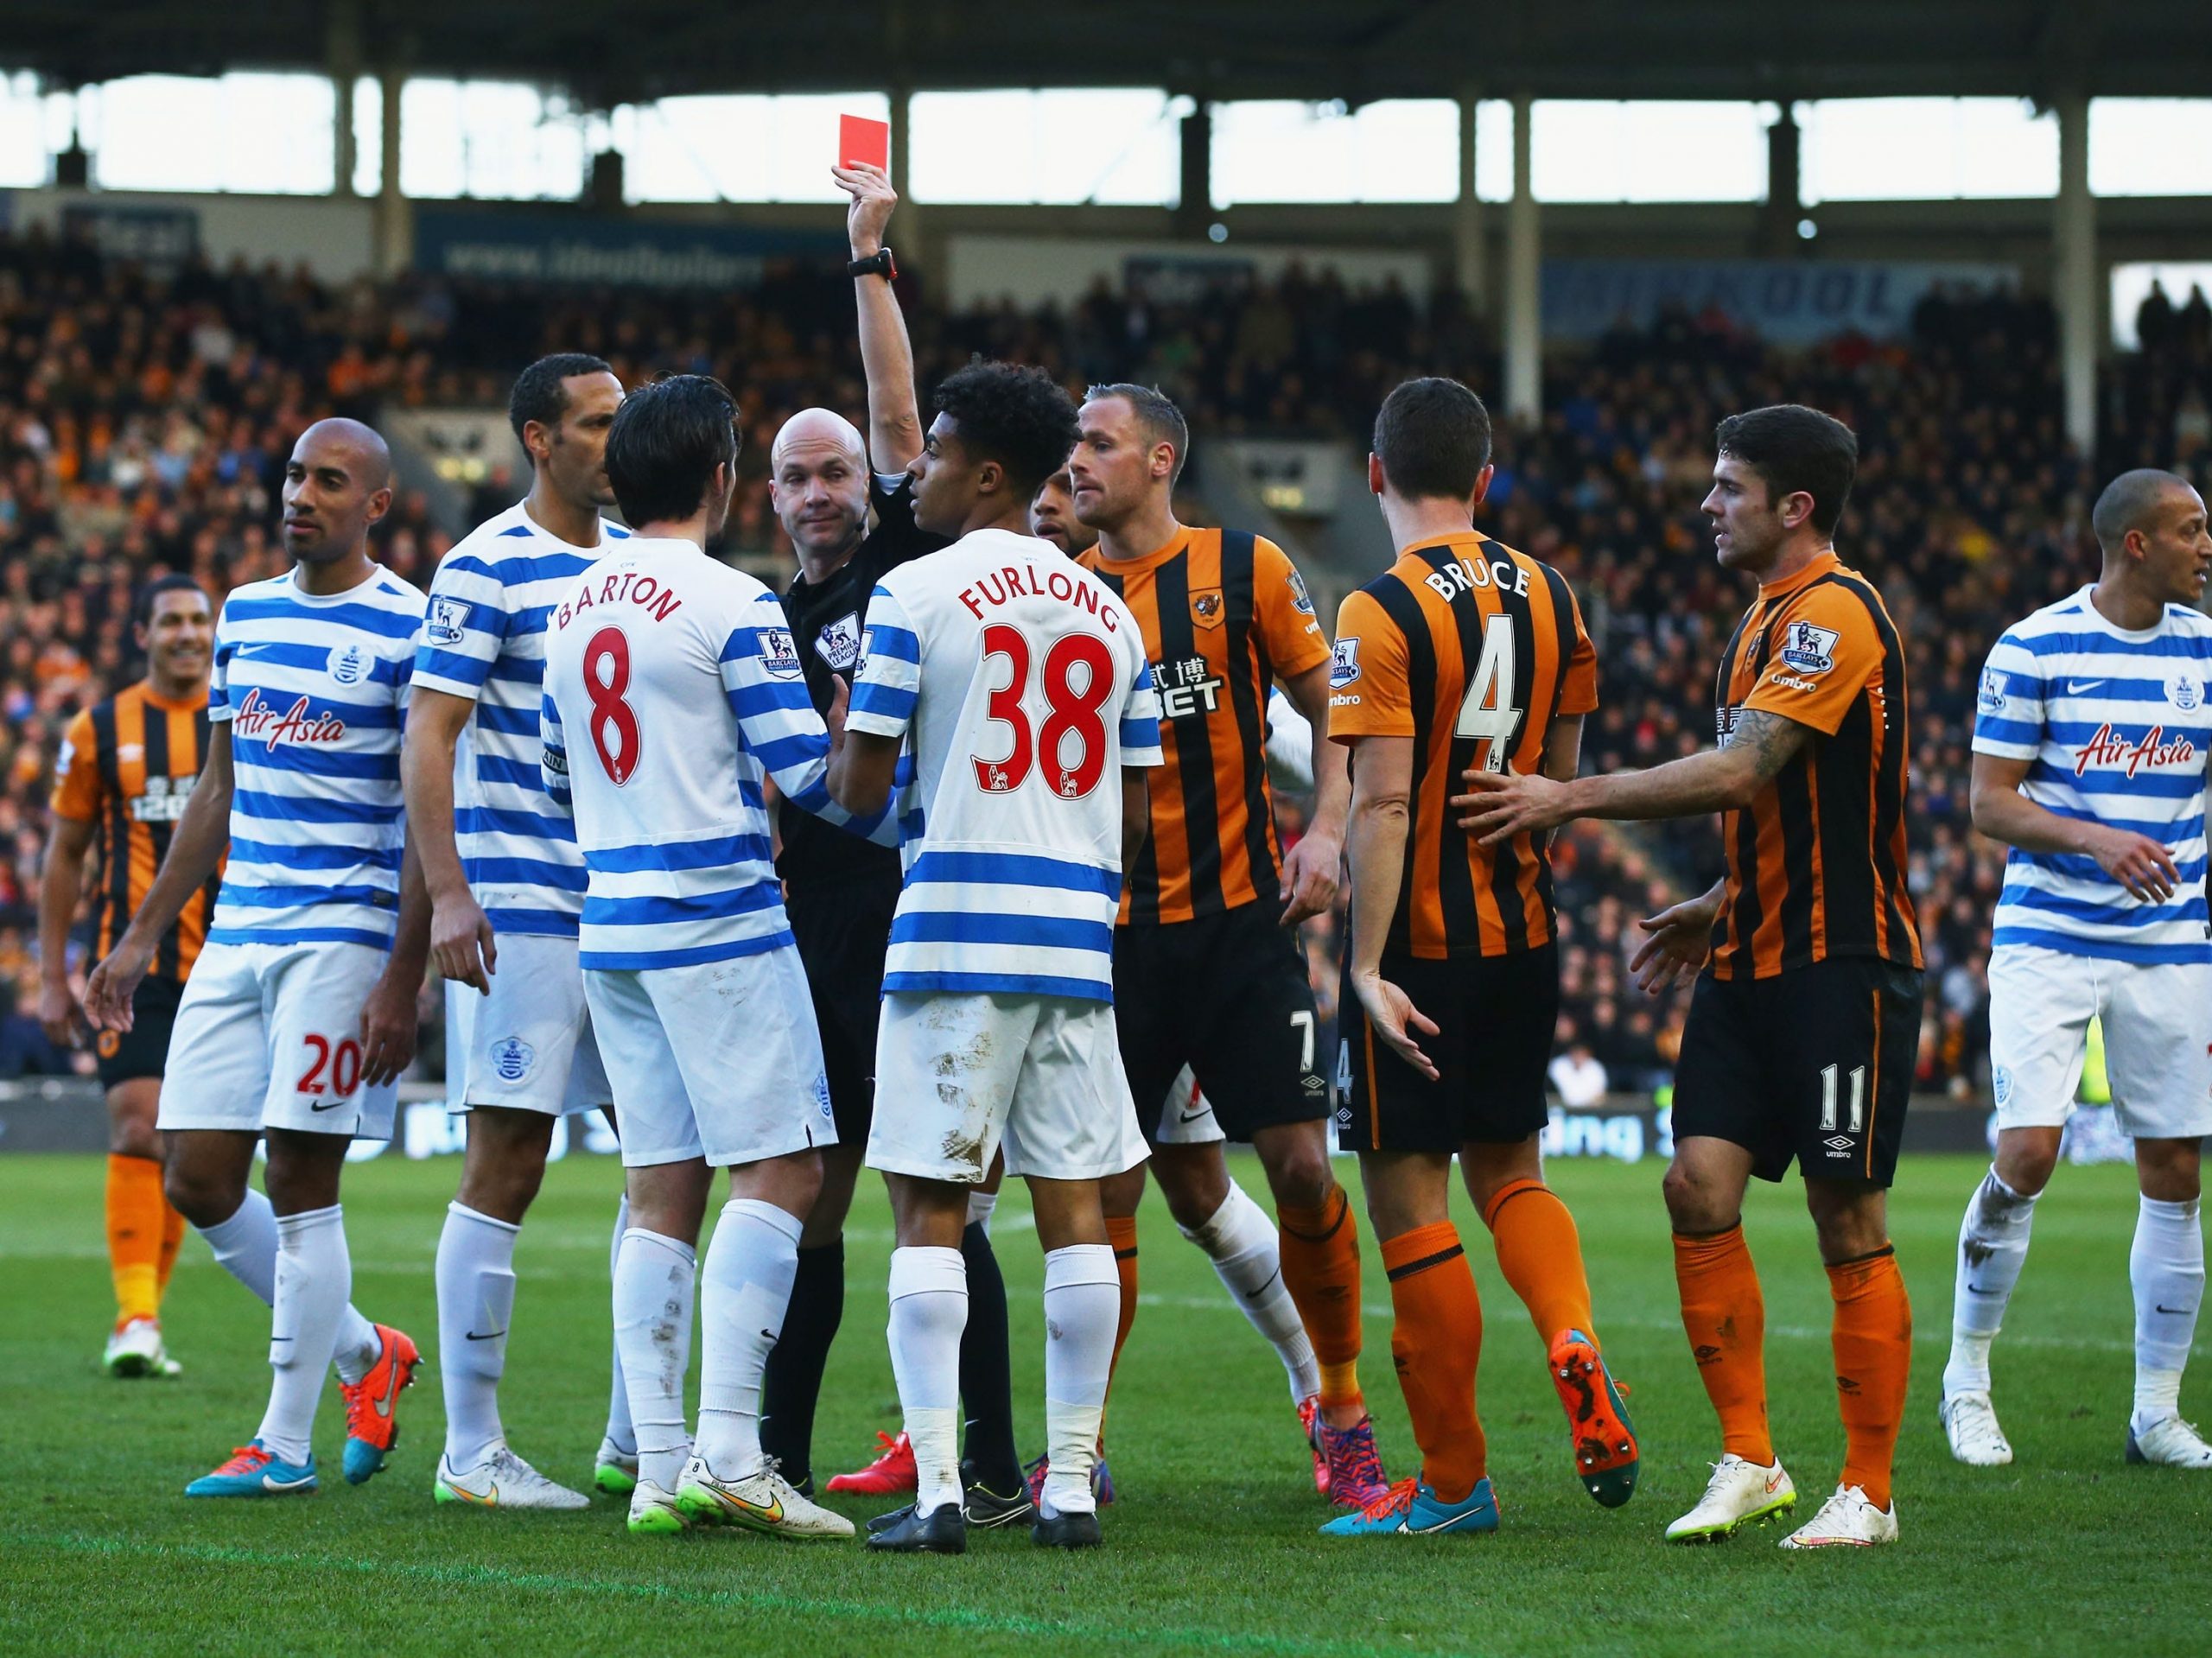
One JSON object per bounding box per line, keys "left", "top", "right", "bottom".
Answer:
{"left": 779, "top": 471, "right": 944, "bottom": 1139}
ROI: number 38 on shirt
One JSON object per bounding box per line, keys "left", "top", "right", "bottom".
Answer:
{"left": 969, "top": 623, "right": 1113, "bottom": 800}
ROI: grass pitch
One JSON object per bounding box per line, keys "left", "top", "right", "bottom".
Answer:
{"left": 1, "top": 1149, "right": 2204, "bottom": 1656}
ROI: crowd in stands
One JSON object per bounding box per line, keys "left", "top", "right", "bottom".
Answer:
{"left": 3, "top": 225, "right": 2203, "bottom": 1108}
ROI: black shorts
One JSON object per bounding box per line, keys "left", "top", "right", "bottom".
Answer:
{"left": 1672, "top": 956, "right": 1923, "bottom": 1187}
{"left": 1336, "top": 944, "right": 1558, "bottom": 1153}
{"left": 1114, "top": 902, "right": 1330, "bottom": 1144}
{"left": 95, "top": 974, "right": 184, "bottom": 1089}
{"left": 786, "top": 877, "right": 897, "bottom": 1144}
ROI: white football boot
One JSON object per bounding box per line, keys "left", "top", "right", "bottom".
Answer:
{"left": 594, "top": 1437, "right": 640, "bottom": 1496}
{"left": 2126, "top": 1415, "right": 2212, "bottom": 1469}
{"left": 434, "top": 1445, "right": 591, "bottom": 1509}
{"left": 1939, "top": 1391, "right": 2014, "bottom": 1466}
{"left": 1779, "top": 1483, "right": 1899, "bottom": 1548}
{"left": 1663, "top": 1454, "right": 1796, "bottom": 1542}
{"left": 676, "top": 1455, "right": 855, "bottom": 1539}
{"left": 104, "top": 1317, "right": 180, "bottom": 1378}
{"left": 626, "top": 1477, "right": 692, "bottom": 1534}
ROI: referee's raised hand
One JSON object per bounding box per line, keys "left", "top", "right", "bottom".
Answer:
{"left": 833, "top": 162, "right": 897, "bottom": 256}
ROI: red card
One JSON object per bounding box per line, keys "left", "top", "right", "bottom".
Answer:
{"left": 839, "top": 114, "right": 890, "bottom": 172}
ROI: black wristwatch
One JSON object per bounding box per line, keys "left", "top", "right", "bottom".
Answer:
{"left": 848, "top": 246, "right": 897, "bottom": 282}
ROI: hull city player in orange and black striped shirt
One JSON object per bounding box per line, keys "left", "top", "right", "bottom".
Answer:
{"left": 37, "top": 574, "right": 216, "bottom": 1377}
{"left": 1459, "top": 404, "right": 1920, "bottom": 1552}
{"left": 1071, "top": 384, "right": 1390, "bottom": 1510}
{"left": 1326, "top": 378, "right": 1637, "bottom": 1540}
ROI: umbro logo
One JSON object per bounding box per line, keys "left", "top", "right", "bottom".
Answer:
{"left": 1822, "top": 1135, "right": 1853, "bottom": 1153}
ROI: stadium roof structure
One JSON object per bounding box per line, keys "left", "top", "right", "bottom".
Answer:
{"left": 10, "top": 0, "right": 2212, "bottom": 104}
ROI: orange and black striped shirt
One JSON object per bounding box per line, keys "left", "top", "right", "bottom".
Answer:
{"left": 50, "top": 682, "right": 218, "bottom": 982}
{"left": 1329, "top": 533, "right": 1598, "bottom": 958}
{"left": 1079, "top": 527, "right": 1331, "bottom": 924}
{"left": 1707, "top": 549, "right": 1921, "bottom": 981}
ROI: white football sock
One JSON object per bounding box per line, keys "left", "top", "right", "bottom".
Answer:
{"left": 1039, "top": 1243, "right": 1118, "bottom": 1519}
{"left": 887, "top": 1245, "right": 967, "bottom": 1515}
{"left": 1181, "top": 1183, "right": 1320, "bottom": 1405}
{"left": 966, "top": 1190, "right": 999, "bottom": 1236}
{"left": 603, "top": 1194, "right": 636, "bottom": 1456}
{"left": 613, "top": 1226, "right": 696, "bottom": 1492}
{"left": 435, "top": 1202, "right": 519, "bottom": 1468}
{"left": 200, "top": 1187, "right": 380, "bottom": 1385}
{"left": 256, "top": 1205, "right": 352, "bottom": 1465}
{"left": 695, "top": 1198, "right": 803, "bottom": 1478}
{"left": 1943, "top": 1166, "right": 2038, "bottom": 1398}
{"left": 2132, "top": 1194, "right": 2203, "bottom": 1431}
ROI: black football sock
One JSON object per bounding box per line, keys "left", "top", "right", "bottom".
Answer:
{"left": 759, "top": 1237, "right": 844, "bottom": 1489}
{"left": 959, "top": 1220, "right": 1023, "bottom": 1492}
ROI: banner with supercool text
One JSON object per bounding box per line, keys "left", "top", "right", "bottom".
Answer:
{"left": 413, "top": 209, "right": 844, "bottom": 289}
{"left": 1541, "top": 259, "right": 2018, "bottom": 345}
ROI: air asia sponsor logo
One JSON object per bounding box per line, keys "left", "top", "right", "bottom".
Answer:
{"left": 232, "top": 688, "right": 346, "bottom": 747}
{"left": 2071, "top": 723, "right": 2198, "bottom": 778}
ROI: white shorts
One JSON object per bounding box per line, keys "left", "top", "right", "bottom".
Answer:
{"left": 1157, "top": 1066, "right": 1227, "bottom": 1145}
{"left": 447, "top": 932, "right": 611, "bottom": 1117}
{"left": 584, "top": 946, "right": 834, "bottom": 1168}
{"left": 1988, "top": 943, "right": 2212, "bottom": 1140}
{"left": 867, "top": 992, "right": 1148, "bottom": 1185}
{"left": 156, "top": 939, "right": 399, "bottom": 1140}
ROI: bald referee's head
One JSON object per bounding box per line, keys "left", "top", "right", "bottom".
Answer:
{"left": 771, "top": 408, "right": 872, "bottom": 563}
{"left": 2092, "top": 468, "right": 2211, "bottom": 607}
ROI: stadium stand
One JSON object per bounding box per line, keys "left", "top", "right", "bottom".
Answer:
{"left": 4, "top": 226, "right": 2199, "bottom": 1106}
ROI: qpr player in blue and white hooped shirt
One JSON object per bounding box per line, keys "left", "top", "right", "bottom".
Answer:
{"left": 1942, "top": 469, "right": 2212, "bottom": 1472}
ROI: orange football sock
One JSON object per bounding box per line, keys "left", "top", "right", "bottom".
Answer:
{"left": 1104, "top": 1214, "right": 1140, "bottom": 1395}
{"left": 1482, "top": 1178, "right": 1596, "bottom": 1345}
{"left": 1827, "top": 1246, "right": 1911, "bottom": 1510}
{"left": 1382, "top": 1222, "right": 1486, "bottom": 1502}
{"left": 156, "top": 1197, "right": 186, "bottom": 1296}
{"left": 1672, "top": 1225, "right": 1773, "bottom": 1465}
{"left": 1279, "top": 1185, "right": 1365, "bottom": 1412}
{"left": 106, "top": 1153, "right": 166, "bottom": 1327}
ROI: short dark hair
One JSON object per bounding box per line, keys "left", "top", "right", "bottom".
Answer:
{"left": 604, "top": 374, "right": 740, "bottom": 528}
{"left": 509, "top": 352, "right": 615, "bottom": 450}
{"left": 1372, "top": 378, "right": 1493, "bottom": 501}
{"left": 1083, "top": 383, "right": 1190, "bottom": 485}
{"left": 936, "top": 361, "right": 1081, "bottom": 499}
{"left": 2091, "top": 467, "right": 2190, "bottom": 550}
{"left": 1713, "top": 404, "right": 1858, "bottom": 537}
{"left": 134, "top": 572, "right": 209, "bottom": 628}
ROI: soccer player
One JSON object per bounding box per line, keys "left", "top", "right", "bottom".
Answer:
{"left": 1942, "top": 468, "right": 2212, "bottom": 1471}
{"left": 86, "top": 418, "right": 428, "bottom": 1497}
{"left": 539, "top": 374, "right": 870, "bottom": 1540}
{"left": 830, "top": 361, "right": 1161, "bottom": 1553}
{"left": 1033, "top": 466, "right": 1328, "bottom": 1499}
{"left": 1325, "top": 378, "right": 1637, "bottom": 1538}
{"left": 1070, "top": 385, "right": 1384, "bottom": 1506}
{"left": 404, "top": 353, "right": 634, "bottom": 1509}
{"left": 1459, "top": 404, "right": 1920, "bottom": 1550}
{"left": 760, "top": 162, "right": 1025, "bottom": 1525}
{"left": 40, "top": 574, "right": 213, "bottom": 1377}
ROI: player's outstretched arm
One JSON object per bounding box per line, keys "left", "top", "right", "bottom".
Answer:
{"left": 828, "top": 729, "right": 902, "bottom": 818}
{"left": 403, "top": 685, "right": 497, "bottom": 994}
{"left": 1340, "top": 734, "right": 1437, "bottom": 1079}
{"left": 1453, "top": 708, "right": 1810, "bottom": 847}
{"left": 85, "top": 726, "right": 235, "bottom": 1032}
{"left": 1968, "top": 751, "right": 2180, "bottom": 902}
{"left": 35, "top": 813, "right": 95, "bottom": 1048}
{"left": 834, "top": 161, "right": 923, "bottom": 473}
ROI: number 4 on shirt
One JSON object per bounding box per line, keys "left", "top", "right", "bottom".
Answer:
{"left": 1456, "top": 612, "right": 1522, "bottom": 771}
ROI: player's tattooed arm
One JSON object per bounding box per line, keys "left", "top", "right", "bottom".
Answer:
{"left": 1452, "top": 708, "right": 1810, "bottom": 845}
{"left": 1970, "top": 750, "right": 2179, "bottom": 901}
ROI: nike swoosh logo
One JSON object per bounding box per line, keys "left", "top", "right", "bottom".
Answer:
{"left": 2066, "top": 679, "right": 2108, "bottom": 694}
{"left": 2156, "top": 1304, "right": 2196, "bottom": 1316}
{"left": 464, "top": 1329, "right": 507, "bottom": 1341}
{"left": 1765, "top": 1473, "right": 1786, "bottom": 1494}
{"left": 308, "top": 1098, "right": 346, "bottom": 1113}
{"left": 445, "top": 1481, "right": 496, "bottom": 1505}
{"left": 734, "top": 1494, "right": 784, "bottom": 1523}
{"left": 1243, "top": 1268, "right": 1284, "bottom": 1304}
{"left": 261, "top": 1471, "right": 314, "bottom": 1492}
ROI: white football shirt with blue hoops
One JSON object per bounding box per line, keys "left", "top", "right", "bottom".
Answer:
{"left": 846, "top": 527, "right": 1164, "bottom": 1185}
{"left": 157, "top": 562, "right": 424, "bottom": 1142}
{"left": 539, "top": 536, "right": 887, "bottom": 1166}
{"left": 416, "top": 500, "right": 630, "bottom": 1115}
{"left": 1972, "top": 586, "right": 2212, "bottom": 1138}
